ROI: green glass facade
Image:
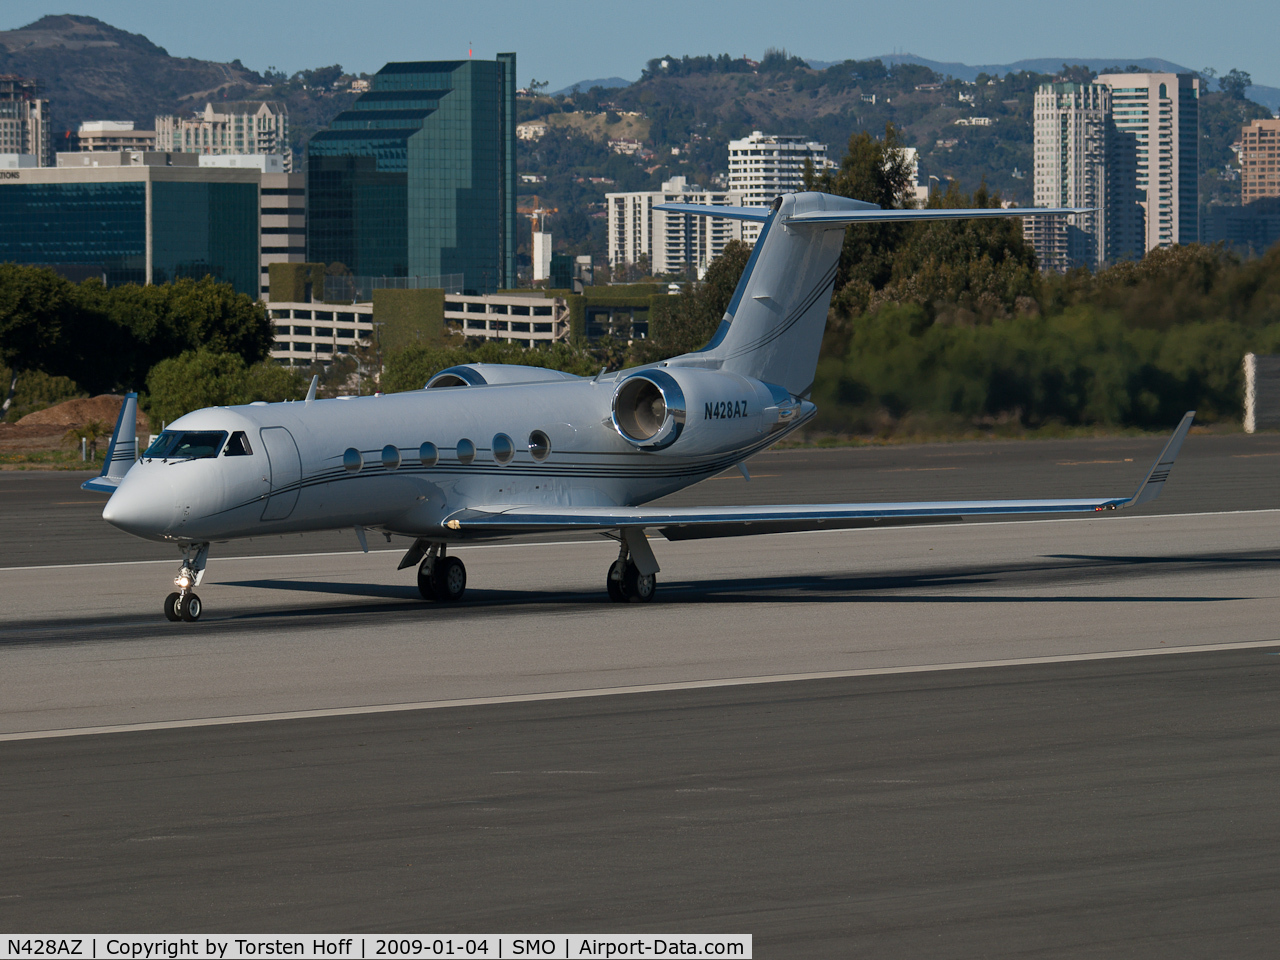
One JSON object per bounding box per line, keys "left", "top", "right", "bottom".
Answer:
{"left": 308, "top": 55, "right": 516, "bottom": 294}
{"left": 0, "top": 181, "right": 147, "bottom": 285}
{"left": 151, "top": 180, "right": 259, "bottom": 293}
{"left": 0, "top": 175, "right": 259, "bottom": 296}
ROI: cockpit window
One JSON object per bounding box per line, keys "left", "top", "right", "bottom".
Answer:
{"left": 224, "top": 431, "right": 253, "bottom": 456}
{"left": 143, "top": 431, "right": 178, "bottom": 458}
{"left": 144, "top": 430, "right": 227, "bottom": 460}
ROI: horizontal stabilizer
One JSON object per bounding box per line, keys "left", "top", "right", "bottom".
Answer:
{"left": 654, "top": 200, "right": 1089, "bottom": 229}
{"left": 784, "top": 206, "right": 1089, "bottom": 227}
{"left": 652, "top": 203, "right": 772, "bottom": 222}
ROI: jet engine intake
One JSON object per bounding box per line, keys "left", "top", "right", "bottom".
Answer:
{"left": 611, "top": 371, "right": 686, "bottom": 450}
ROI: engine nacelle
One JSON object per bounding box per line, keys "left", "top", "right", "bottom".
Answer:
{"left": 426, "top": 363, "right": 583, "bottom": 389}
{"left": 610, "top": 367, "right": 806, "bottom": 455}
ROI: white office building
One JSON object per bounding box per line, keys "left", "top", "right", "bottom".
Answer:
{"left": 77, "top": 121, "right": 157, "bottom": 153}
{"left": 727, "top": 131, "right": 828, "bottom": 241}
{"left": 156, "top": 101, "right": 292, "bottom": 171}
{"left": 1095, "top": 72, "right": 1199, "bottom": 253}
{"left": 1027, "top": 82, "right": 1111, "bottom": 270}
{"left": 606, "top": 176, "right": 747, "bottom": 277}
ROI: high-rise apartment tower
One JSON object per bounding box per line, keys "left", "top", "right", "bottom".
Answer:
{"left": 0, "top": 75, "right": 51, "bottom": 167}
{"left": 1095, "top": 72, "right": 1199, "bottom": 252}
{"left": 606, "top": 177, "right": 746, "bottom": 277}
{"left": 1241, "top": 118, "right": 1280, "bottom": 203}
{"left": 1028, "top": 82, "right": 1111, "bottom": 270}
{"left": 727, "top": 131, "right": 827, "bottom": 242}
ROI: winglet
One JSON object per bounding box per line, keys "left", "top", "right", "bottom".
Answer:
{"left": 1124, "top": 411, "right": 1195, "bottom": 507}
{"left": 81, "top": 392, "right": 139, "bottom": 494}
{"left": 305, "top": 375, "right": 318, "bottom": 403}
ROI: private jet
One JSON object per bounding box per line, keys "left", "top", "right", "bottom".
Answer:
{"left": 84, "top": 191, "right": 1194, "bottom": 621}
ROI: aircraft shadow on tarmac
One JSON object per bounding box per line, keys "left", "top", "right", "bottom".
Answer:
{"left": 218, "top": 546, "right": 1262, "bottom": 615}
{"left": 2, "top": 550, "right": 1269, "bottom": 648}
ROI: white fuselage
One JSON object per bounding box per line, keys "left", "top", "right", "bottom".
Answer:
{"left": 103, "top": 370, "right": 811, "bottom": 545}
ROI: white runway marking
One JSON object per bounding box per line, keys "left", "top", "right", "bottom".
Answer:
{"left": 4, "top": 637, "right": 1277, "bottom": 743}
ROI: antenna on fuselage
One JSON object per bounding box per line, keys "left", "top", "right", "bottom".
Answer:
{"left": 305, "top": 375, "right": 318, "bottom": 404}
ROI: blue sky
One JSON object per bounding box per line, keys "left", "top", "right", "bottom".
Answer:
{"left": 4, "top": 0, "right": 1277, "bottom": 89}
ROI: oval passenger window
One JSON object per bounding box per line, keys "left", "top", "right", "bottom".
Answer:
{"left": 456, "top": 438, "right": 476, "bottom": 465}
{"left": 382, "top": 444, "right": 401, "bottom": 470}
{"left": 492, "top": 433, "right": 514, "bottom": 464}
{"left": 528, "top": 430, "right": 551, "bottom": 461}
{"left": 419, "top": 441, "right": 438, "bottom": 467}
{"left": 343, "top": 447, "right": 363, "bottom": 473}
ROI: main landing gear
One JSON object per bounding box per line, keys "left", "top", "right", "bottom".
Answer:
{"left": 163, "top": 542, "right": 209, "bottom": 622}
{"left": 412, "top": 542, "right": 467, "bottom": 603}
{"left": 606, "top": 529, "right": 659, "bottom": 603}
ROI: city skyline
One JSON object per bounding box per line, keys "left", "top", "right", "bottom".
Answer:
{"left": 1, "top": 0, "right": 1277, "bottom": 95}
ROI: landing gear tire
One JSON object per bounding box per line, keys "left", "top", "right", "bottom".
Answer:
{"left": 623, "top": 563, "right": 656, "bottom": 603}
{"left": 164, "top": 592, "right": 182, "bottom": 622}
{"left": 417, "top": 561, "right": 437, "bottom": 601}
{"left": 607, "top": 559, "right": 628, "bottom": 602}
{"left": 179, "top": 593, "right": 202, "bottom": 622}
{"left": 432, "top": 556, "right": 466, "bottom": 603}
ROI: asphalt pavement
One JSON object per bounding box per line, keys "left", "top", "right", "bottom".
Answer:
{"left": 3, "top": 431, "right": 1280, "bottom": 953}
{"left": 3, "top": 648, "right": 1279, "bottom": 956}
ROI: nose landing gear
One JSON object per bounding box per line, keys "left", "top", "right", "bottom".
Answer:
{"left": 163, "top": 542, "right": 209, "bottom": 622}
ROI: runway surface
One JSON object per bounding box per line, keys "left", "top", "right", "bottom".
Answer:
{"left": 4, "top": 649, "right": 1280, "bottom": 955}
{"left": 3, "top": 432, "right": 1280, "bottom": 951}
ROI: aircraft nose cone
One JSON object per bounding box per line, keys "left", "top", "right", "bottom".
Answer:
{"left": 103, "top": 470, "right": 177, "bottom": 540}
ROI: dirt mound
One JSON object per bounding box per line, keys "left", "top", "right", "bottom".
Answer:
{"left": 16, "top": 394, "right": 150, "bottom": 433}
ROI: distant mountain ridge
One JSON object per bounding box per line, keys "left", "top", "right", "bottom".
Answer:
{"left": 0, "top": 14, "right": 269, "bottom": 135}
{"left": 555, "top": 54, "right": 1278, "bottom": 116}
{"left": 551, "top": 77, "right": 633, "bottom": 97}
{"left": 811, "top": 53, "right": 1280, "bottom": 112}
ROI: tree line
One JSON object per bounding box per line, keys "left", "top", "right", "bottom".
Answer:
{"left": 0, "top": 264, "right": 283, "bottom": 422}
{"left": 619, "top": 126, "right": 1280, "bottom": 434}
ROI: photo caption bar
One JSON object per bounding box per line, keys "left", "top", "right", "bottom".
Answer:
{"left": 1, "top": 936, "right": 751, "bottom": 960}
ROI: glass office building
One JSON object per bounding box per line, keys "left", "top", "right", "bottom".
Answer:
{"left": 0, "top": 161, "right": 259, "bottom": 296}
{"left": 308, "top": 55, "right": 516, "bottom": 294}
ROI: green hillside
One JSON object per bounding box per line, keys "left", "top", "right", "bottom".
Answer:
{"left": 0, "top": 19, "right": 1264, "bottom": 265}
{"left": 0, "top": 15, "right": 359, "bottom": 157}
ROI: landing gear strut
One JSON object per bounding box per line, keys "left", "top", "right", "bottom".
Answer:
{"left": 606, "top": 530, "right": 658, "bottom": 603}
{"left": 413, "top": 542, "right": 466, "bottom": 603}
{"left": 164, "top": 542, "right": 208, "bottom": 622}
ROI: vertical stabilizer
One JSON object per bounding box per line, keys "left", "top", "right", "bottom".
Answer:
{"left": 669, "top": 192, "right": 876, "bottom": 397}
{"left": 81, "top": 393, "right": 139, "bottom": 493}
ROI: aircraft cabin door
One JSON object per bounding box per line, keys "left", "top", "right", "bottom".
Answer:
{"left": 260, "top": 426, "right": 302, "bottom": 521}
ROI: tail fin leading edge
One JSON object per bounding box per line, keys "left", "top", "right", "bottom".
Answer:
{"left": 81, "top": 392, "right": 139, "bottom": 493}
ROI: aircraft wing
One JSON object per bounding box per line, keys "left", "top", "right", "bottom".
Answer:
{"left": 443, "top": 412, "right": 1195, "bottom": 539}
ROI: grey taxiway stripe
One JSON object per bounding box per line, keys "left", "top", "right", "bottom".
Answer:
{"left": 5, "top": 637, "right": 1278, "bottom": 743}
